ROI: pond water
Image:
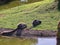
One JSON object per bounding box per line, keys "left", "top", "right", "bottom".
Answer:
{"left": 0, "top": 37, "right": 56, "bottom": 45}
{"left": 36, "top": 37, "right": 56, "bottom": 45}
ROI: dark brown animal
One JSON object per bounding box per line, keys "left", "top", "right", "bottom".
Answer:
{"left": 32, "top": 20, "right": 41, "bottom": 27}
{"left": 16, "top": 24, "right": 27, "bottom": 36}
{"left": 1, "top": 24, "right": 27, "bottom": 36}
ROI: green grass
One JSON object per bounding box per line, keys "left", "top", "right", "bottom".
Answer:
{"left": 0, "top": 0, "right": 59, "bottom": 30}
{"left": 0, "top": 0, "right": 19, "bottom": 10}
{"left": 0, "top": 0, "right": 42, "bottom": 10}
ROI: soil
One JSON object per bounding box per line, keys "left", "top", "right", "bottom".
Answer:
{"left": 0, "top": 28, "right": 57, "bottom": 37}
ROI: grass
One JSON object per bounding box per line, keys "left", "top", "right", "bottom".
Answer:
{"left": 0, "top": 0, "right": 59, "bottom": 30}
{"left": 0, "top": 0, "right": 19, "bottom": 10}
{"left": 0, "top": 0, "right": 42, "bottom": 10}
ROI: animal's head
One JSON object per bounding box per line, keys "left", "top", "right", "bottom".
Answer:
{"left": 32, "top": 20, "right": 41, "bottom": 27}
{"left": 17, "top": 24, "right": 27, "bottom": 29}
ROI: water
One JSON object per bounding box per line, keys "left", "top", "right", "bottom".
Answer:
{"left": 36, "top": 37, "right": 56, "bottom": 45}
{"left": 0, "top": 37, "right": 56, "bottom": 45}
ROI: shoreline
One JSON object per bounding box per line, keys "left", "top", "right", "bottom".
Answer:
{"left": 0, "top": 28, "right": 57, "bottom": 37}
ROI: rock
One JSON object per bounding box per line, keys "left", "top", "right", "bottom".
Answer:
{"left": 1, "top": 29, "right": 16, "bottom": 36}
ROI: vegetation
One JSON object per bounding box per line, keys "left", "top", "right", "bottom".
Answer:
{"left": 58, "top": 0, "right": 60, "bottom": 10}
{"left": 0, "top": 0, "right": 59, "bottom": 30}
{"left": 0, "top": 0, "right": 42, "bottom": 10}
{"left": 0, "top": 0, "right": 21, "bottom": 10}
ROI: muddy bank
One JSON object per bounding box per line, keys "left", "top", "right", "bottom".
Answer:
{"left": 0, "top": 28, "right": 57, "bottom": 37}
{"left": 22, "top": 29, "right": 57, "bottom": 37}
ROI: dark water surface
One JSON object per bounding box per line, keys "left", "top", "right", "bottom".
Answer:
{"left": 0, "top": 37, "right": 56, "bottom": 45}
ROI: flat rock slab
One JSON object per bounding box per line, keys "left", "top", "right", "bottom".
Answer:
{"left": 22, "top": 29, "right": 57, "bottom": 37}
{"left": 0, "top": 28, "right": 13, "bottom": 34}
{"left": 0, "top": 28, "right": 57, "bottom": 37}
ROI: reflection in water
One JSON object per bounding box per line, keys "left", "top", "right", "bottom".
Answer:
{"left": 57, "top": 38, "right": 60, "bottom": 45}
{"left": 0, "top": 37, "right": 37, "bottom": 45}
{"left": 36, "top": 37, "right": 56, "bottom": 45}
{"left": 0, "top": 37, "right": 56, "bottom": 45}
